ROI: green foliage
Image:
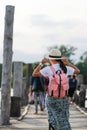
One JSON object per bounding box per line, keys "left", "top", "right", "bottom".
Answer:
{"left": 23, "top": 62, "right": 39, "bottom": 77}
{"left": 59, "top": 45, "right": 77, "bottom": 57}
{"left": 23, "top": 64, "right": 28, "bottom": 77}
{"left": 80, "top": 51, "right": 87, "bottom": 61}
{"left": 76, "top": 52, "right": 87, "bottom": 84}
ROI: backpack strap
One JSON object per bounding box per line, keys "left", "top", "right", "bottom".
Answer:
{"left": 50, "top": 66, "right": 56, "bottom": 74}
{"left": 50, "top": 66, "right": 62, "bottom": 75}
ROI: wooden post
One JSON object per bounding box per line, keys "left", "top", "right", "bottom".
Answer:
{"left": 85, "top": 85, "right": 87, "bottom": 108}
{"left": 77, "top": 74, "right": 84, "bottom": 87}
{"left": 21, "top": 77, "right": 27, "bottom": 106}
{"left": 1, "top": 5, "right": 15, "bottom": 125}
{"left": 25, "top": 63, "right": 32, "bottom": 105}
{"left": 13, "top": 62, "right": 23, "bottom": 97}
{"left": 10, "top": 62, "right": 23, "bottom": 117}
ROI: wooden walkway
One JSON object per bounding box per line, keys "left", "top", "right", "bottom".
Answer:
{"left": 0, "top": 103, "right": 87, "bottom": 130}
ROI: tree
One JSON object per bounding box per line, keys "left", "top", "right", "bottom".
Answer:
{"left": 76, "top": 52, "right": 87, "bottom": 84}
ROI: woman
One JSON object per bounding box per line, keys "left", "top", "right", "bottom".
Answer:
{"left": 32, "top": 49, "right": 80, "bottom": 130}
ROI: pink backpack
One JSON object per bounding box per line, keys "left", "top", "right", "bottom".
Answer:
{"left": 48, "top": 66, "right": 69, "bottom": 98}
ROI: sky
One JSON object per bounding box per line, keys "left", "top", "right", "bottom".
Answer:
{"left": 0, "top": 0, "right": 87, "bottom": 63}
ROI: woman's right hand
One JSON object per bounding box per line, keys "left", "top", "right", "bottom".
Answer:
{"left": 41, "top": 58, "right": 49, "bottom": 64}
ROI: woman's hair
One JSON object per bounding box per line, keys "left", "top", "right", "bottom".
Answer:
{"left": 56, "top": 59, "right": 67, "bottom": 73}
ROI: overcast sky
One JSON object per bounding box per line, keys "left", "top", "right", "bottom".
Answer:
{"left": 0, "top": 0, "right": 87, "bottom": 63}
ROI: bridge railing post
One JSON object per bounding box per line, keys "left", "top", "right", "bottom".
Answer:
{"left": 84, "top": 86, "right": 87, "bottom": 109}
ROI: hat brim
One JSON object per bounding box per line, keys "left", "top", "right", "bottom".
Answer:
{"left": 45, "top": 54, "right": 63, "bottom": 60}
{"left": 48, "top": 57, "right": 63, "bottom": 60}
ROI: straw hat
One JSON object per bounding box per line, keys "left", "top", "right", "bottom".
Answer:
{"left": 46, "top": 49, "right": 62, "bottom": 59}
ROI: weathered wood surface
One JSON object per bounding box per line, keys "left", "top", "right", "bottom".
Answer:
{"left": 1, "top": 5, "right": 15, "bottom": 125}
{"left": 13, "top": 62, "right": 23, "bottom": 97}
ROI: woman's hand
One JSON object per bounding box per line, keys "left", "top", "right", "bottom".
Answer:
{"left": 62, "top": 57, "right": 80, "bottom": 74}
{"left": 62, "top": 57, "right": 69, "bottom": 65}
{"left": 41, "top": 58, "right": 49, "bottom": 64}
